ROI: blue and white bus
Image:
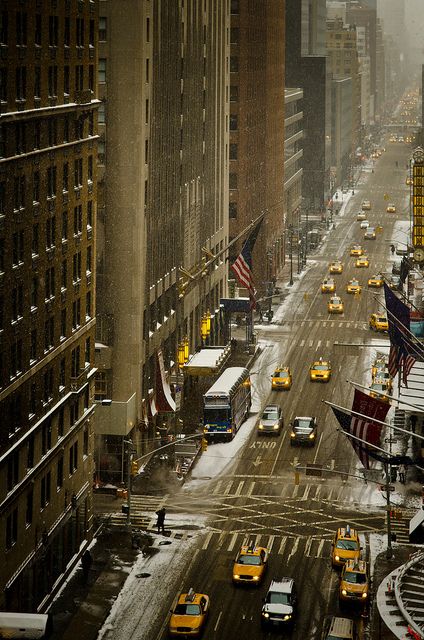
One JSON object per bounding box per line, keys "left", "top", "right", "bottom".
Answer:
{"left": 203, "top": 367, "right": 251, "bottom": 441}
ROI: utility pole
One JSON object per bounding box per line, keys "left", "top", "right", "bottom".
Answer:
{"left": 289, "top": 226, "right": 293, "bottom": 286}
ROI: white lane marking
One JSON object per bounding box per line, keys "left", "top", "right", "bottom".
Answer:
{"left": 316, "top": 539, "right": 325, "bottom": 558}
{"left": 309, "top": 340, "right": 313, "bottom": 347}
{"left": 270, "top": 431, "right": 287, "bottom": 476}
{"left": 301, "top": 321, "right": 305, "bottom": 327}
{"left": 315, "top": 484, "right": 322, "bottom": 501}
{"left": 326, "top": 340, "right": 331, "bottom": 348}
{"left": 235, "top": 481, "right": 244, "bottom": 496}
{"left": 214, "top": 611, "right": 223, "bottom": 632}
{"left": 267, "top": 535, "right": 275, "bottom": 551}
{"left": 287, "top": 537, "right": 300, "bottom": 564}
{"left": 224, "top": 482, "right": 232, "bottom": 496}
{"left": 303, "top": 485, "right": 311, "bottom": 501}
{"left": 305, "top": 537, "right": 313, "bottom": 557}
{"left": 300, "top": 339, "right": 305, "bottom": 347}
{"left": 331, "top": 322, "right": 335, "bottom": 328}
{"left": 228, "top": 532, "right": 239, "bottom": 552}
{"left": 313, "top": 433, "right": 323, "bottom": 464}
{"left": 278, "top": 536, "right": 287, "bottom": 555}
{"left": 317, "top": 340, "right": 322, "bottom": 348}
{"left": 202, "top": 531, "right": 214, "bottom": 550}
{"left": 246, "top": 481, "right": 255, "bottom": 497}
{"left": 213, "top": 480, "right": 223, "bottom": 495}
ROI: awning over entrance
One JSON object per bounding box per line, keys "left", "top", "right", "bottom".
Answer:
{"left": 184, "top": 344, "right": 231, "bottom": 376}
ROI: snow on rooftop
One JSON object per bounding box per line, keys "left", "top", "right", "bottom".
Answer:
{"left": 184, "top": 346, "right": 229, "bottom": 369}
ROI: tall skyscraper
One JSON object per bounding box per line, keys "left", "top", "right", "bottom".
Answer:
{"left": 94, "top": 1, "right": 229, "bottom": 481}
{"left": 0, "top": 1, "right": 97, "bottom": 611}
{"left": 228, "top": 1, "right": 285, "bottom": 295}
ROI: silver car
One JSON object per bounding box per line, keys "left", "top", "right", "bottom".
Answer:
{"left": 257, "top": 405, "right": 283, "bottom": 436}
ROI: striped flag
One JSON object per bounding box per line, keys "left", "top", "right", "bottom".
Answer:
{"left": 331, "top": 389, "right": 390, "bottom": 469}
{"left": 384, "top": 283, "right": 418, "bottom": 387}
{"left": 231, "top": 219, "right": 262, "bottom": 308}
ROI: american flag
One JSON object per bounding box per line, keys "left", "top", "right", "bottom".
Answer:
{"left": 384, "top": 284, "right": 420, "bottom": 386}
{"left": 331, "top": 389, "right": 390, "bottom": 469}
{"left": 231, "top": 219, "right": 262, "bottom": 308}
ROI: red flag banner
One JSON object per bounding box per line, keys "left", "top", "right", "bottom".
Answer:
{"left": 350, "top": 389, "right": 390, "bottom": 468}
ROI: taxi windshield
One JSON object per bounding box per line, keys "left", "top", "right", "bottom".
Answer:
{"left": 336, "top": 539, "right": 359, "bottom": 551}
{"left": 174, "top": 603, "right": 201, "bottom": 616}
{"left": 344, "top": 572, "right": 367, "bottom": 584}
{"left": 376, "top": 316, "right": 387, "bottom": 323}
{"left": 273, "top": 372, "right": 287, "bottom": 378}
{"left": 237, "top": 554, "right": 262, "bottom": 566}
{"left": 314, "top": 364, "right": 329, "bottom": 371}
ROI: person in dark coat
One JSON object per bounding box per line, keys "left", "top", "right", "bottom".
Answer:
{"left": 81, "top": 549, "right": 93, "bottom": 583}
{"left": 156, "top": 507, "right": 166, "bottom": 534}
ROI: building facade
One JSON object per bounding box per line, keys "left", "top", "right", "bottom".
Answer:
{"left": 228, "top": 1, "right": 285, "bottom": 298}
{"left": 0, "top": 1, "right": 98, "bottom": 611}
{"left": 94, "top": 0, "right": 229, "bottom": 483}
{"left": 331, "top": 76, "right": 353, "bottom": 185}
{"left": 284, "top": 89, "right": 303, "bottom": 231}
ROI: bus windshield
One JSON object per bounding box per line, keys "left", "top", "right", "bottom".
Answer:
{"left": 204, "top": 407, "right": 230, "bottom": 423}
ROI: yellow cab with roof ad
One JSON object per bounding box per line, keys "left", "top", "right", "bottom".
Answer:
{"left": 350, "top": 245, "right": 363, "bottom": 257}
{"left": 331, "top": 525, "right": 361, "bottom": 568}
{"left": 271, "top": 366, "right": 292, "bottom": 390}
{"left": 233, "top": 542, "right": 269, "bottom": 585}
{"left": 369, "top": 313, "right": 388, "bottom": 332}
{"left": 339, "top": 560, "right": 369, "bottom": 606}
{"left": 309, "top": 358, "right": 332, "bottom": 382}
{"left": 367, "top": 274, "right": 383, "bottom": 288}
{"left": 169, "top": 588, "right": 210, "bottom": 637}
{"left": 346, "top": 279, "right": 361, "bottom": 294}
{"left": 329, "top": 261, "right": 343, "bottom": 274}
{"left": 321, "top": 278, "right": 336, "bottom": 293}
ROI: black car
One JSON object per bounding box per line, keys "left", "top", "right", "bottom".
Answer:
{"left": 289, "top": 416, "right": 317, "bottom": 446}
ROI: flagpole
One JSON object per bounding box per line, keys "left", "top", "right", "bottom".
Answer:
{"left": 382, "top": 274, "right": 423, "bottom": 316}
{"left": 373, "top": 293, "right": 424, "bottom": 360}
{"left": 329, "top": 402, "right": 394, "bottom": 559}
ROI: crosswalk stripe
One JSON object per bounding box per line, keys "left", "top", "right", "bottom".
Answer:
{"left": 278, "top": 536, "right": 287, "bottom": 555}
{"left": 212, "top": 481, "right": 223, "bottom": 495}
{"left": 309, "top": 340, "right": 313, "bottom": 347}
{"left": 202, "top": 531, "right": 214, "bottom": 550}
{"left": 224, "top": 483, "right": 232, "bottom": 496}
{"left": 316, "top": 539, "right": 325, "bottom": 558}
{"left": 300, "top": 339, "right": 305, "bottom": 347}
{"left": 228, "top": 532, "right": 239, "bottom": 552}
{"left": 246, "top": 481, "right": 255, "bottom": 497}
{"left": 305, "top": 538, "right": 313, "bottom": 557}
{"left": 267, "top": 535, "right": 276, "bottom": 551}
{"left": 235, "top": 481, "right": 244, "bottom": 496}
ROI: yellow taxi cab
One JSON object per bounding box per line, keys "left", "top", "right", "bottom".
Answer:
{"left": 331, "top": 525, "right": 361, "bottom": 568}
{"left": 406, "top": 176, "right": 413, "bottom": 186}
{"left": 329, "top": 261, "right": 343, "bottom": 274}
{"left": 169, "top": 588, "right": 210, "bottom": 637}
{"left": 357, "top": 212, "right": 366, "bottom": 221}
{"left": 321, "top": 278, "right": 336, "bottom": 293}
{"left": 346, "top": 279, "right": 361, "bottom": 294}
{"left": 361, "top": 200, "right": 371, "bottom": 211}
{"left": 370, "top": 381, "right": 390, "bottom": 402}
{"left": 355, "top": 256, "right": 369, "bottom": 268}
{"left": 339, "top": 560, "right": 369, "bottom": 605}
{"left": 350, "top": 245, "right": 363, "bottom": 257}
{"left": 271, "top": 366, "right": 292, "bottom": 390}
{"left": 328, "top": 295, "right": 344, "bottom": 314}
{"left": 371, "top": 358, "right": 387, "bottom": 379}
{"left": 367, "top": 274, "right": 383, "bottom": 288}
{"left": 386, "top": 203, "right": 396, "bottom": 213}
{"left": 233, "top": 542, "right": 269, "bottom": 585}
{"left": 309, "top": 358, "right": 332, "bottom": 382}
{"left": 369, "top": 313, "right": 388, "bottom": 332}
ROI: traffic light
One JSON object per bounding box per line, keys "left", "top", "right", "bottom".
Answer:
{"left": 131, "top": 460, "right": 138, "bottom": 476}
{"left": 201, "top": 438, "right": 208, "bottom": 452}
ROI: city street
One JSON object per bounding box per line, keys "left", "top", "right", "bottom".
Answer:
{"left": 92, "top": 139, "right": 419, "bottom": 640}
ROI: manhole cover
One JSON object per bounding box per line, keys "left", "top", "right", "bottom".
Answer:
{"left": 136, "top": 573, "right": 151, "bottom": 579}
{"left": 159, "top": 540, "right": 172, "bottom": 546}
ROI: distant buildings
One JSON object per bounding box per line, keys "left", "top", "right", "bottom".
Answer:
{"left": 0, "top": 1, "right": 97, "bottom": 610}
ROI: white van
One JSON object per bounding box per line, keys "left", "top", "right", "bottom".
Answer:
{"left": 325, "top": 616, "right": 356, "bottom": 640}
{"left": 0, "top": 612, "right": 52, "bottom": 639}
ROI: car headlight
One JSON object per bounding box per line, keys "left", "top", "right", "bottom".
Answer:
{"left": 341, "top": 589, "right": 347, "bottom": 596}
{"left": 258, "top": 424, "right": 263, "bottom": 430}
{"left": 362, "top": 592, "right": 368, "bottom": 599}
{"left": 253, "top": 575, "right": 260, "bottom": 581}
{"left": 290, "top": 432, "right": 295, "bottom": 438}
{"left": 283, "top": 615, "right": 292, "bottom": 621}
{"left": 262, "top": 612, "right": 270, "bottom": 619}
{"left": 309, "top": 433, "right": 315, "bottom": 439}
{"left": 335, "top": 555, "right": 340, "bottom": 561}
{"left": 233, "top": 574, "right": 240, "bottom": 580}
{"left": 273, "top": 424, "right": 279, "bottom": 430}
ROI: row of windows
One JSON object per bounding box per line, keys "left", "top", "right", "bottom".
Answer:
{"left": 4, "top": 317, "right": 92, "bottom": 383}
{"left": 0, "top": 63, "right": 97, "bottom": 103}
{"left": 4, "top": 342, "right": 91, "bottom": 434}
{"left": 5, "top": 432, "right": 88, "bottom": 550}
{"left": 0, "top": 114, "right": 95, "bottom": 160}
{"left": 0, "top": 12, "right": 96, "bottom": 49}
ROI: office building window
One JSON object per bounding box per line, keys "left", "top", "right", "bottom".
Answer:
{"left": 49, "top": 15, "right": 58, "bottom": 47}
{"left": 33, "top": 171, "right": 40, "bottom": 203}
{"left": 88, "top": 155, "right": 93, "bottom": 182}
{"left": 69, "top": 442, "right": 78, "bottom": 474}
{"left": 16, "top": 12, "right": 27, "bottom": 46}
{"left": 63, "top": 116, "right": 69, "bottom": 143}
{"left": 229, "top": 143, "right": 238, "bottom": 160}
{"left": 10, "top": 339, "right": 22, "bottom": 377}
{"left": 47, "top": 166, "right": 56, "bottom": 197}
{"left": 64, "top": 16, "right": 70, "bottom": 47}
{"left": 44, "top": 316, "right": 54, "bottom": 351}
{"left": 63, "top": 162, "right": 69, "bottom": 192}
{"left": 57, "top": 456, "right": 64, "bottom": 489}
{"left": 76, "top": 17, "right": 85, "bottom": 47}
{"left": 85, "top": 336, "right": 91, "bottom": 365}
{"left": 12, "top": 231, "right": 24, "bottom": 265}
{"left": 7, "top": 451, "right": 19, "bottom": 492}
{"left": 61, "top": 259, "right": 67, "bottom": 289}
{"left": 89, "top": 18, "right": 95, "bottom": 46}
{"left": 58, "top": 405, "right": 65, "bottom": 435}
{"left": 34, "top": 66, "right": 41, "bottom": 99}
{"left": 48, "top": 119, "right": 57, "bottom": 146}
{"left": 15, "top": 122, "right": 26, "bottom": 154}
{"left": 48, "top": 66, "right": 58, "bottom": 98}
{"left": 14, "top": 175, "right": 25, "bottom": 210}
{"left": 26, "top": 490, "right": 34, "bottom": 526}
{"left": 0, "top": 11, "right": 9, "bottom": 45}
{"left": 229, "top": 202, "right": 238, "bottom": 219}
{"left": 72, "top": 299, "right": 81, "bottom": 329}
{"left": 12, "top": 284, "right": 23, "bottom": 320}
{"left": 71, "top": 345, "right": 80, "bottom": 378}
{"left": 60, "top": 307, "right": 67, "bottom": 339}
{"left": 30, "top": 277, "right": 38, "bottom": 309}
{"left": 88, "top": 65, "right": 94, "bottom": 92}
{"left": 62, "top": 210, "right": 68, "bottom": 241}
{"left": 98, "top": 59, "right": 106, "bottom": 83}
{"left": 46, "top": 215, "right": 56, "bottom": 249}
{"left": 64, "top": 65, "right": 70, "bottom": 96}
{"left": 27, "top": 435, "right": 34, "bottom": 468}
{"left": 229, "top": 173, "right": 237, "bottom": 190}
{"left": 99, "top": 17, "right": 107, "bottom": 41}
{"left": 32, "top": 224, "right": 39, "bottom": 256}
{"left": 43, "top": 369, "right": 53, "bottom": 404}
{"left": 87, "top": 201, "right": 93, "bottom": 229}
{"left": 97, "top": 139, "right": 105, "bottom": 164}
{"left": 229, "top": 114, "right": 238, "bottom": 131}
{"left": 230, "top": 57, "right": 239, "bottom": 73}
{"left": 41, "top": 419, "right": 52, "bottom": 455}
{"left": 30, "top": 328, "right": 37, "bottom": 361}
{"left": 145, "top": 58, "right": 149, "bottom": 82}
{"left": 35, "top": 14, "right": 41, "bottom": 46}
{"left": 75, "top": 65, "right": 83, "bottom": 92}
{"left": 45, "top": 266, "right": 55, "bottom": 299}
{"left": 6, "top": 509, "right": 18, "bottom": 550}
{"left": 73, "top": 205, "right": 82, "bottom": 234}
{"left": 231, "top": 0, "right": 239, "bottom": 13}
{"left": 98, "top": 102, "right": 105, "bottom": 124}
{"left": 16, "top": 67, "right": 27, "bottom": 100}
{"left": 86, "top": 290, "right": 92, "bottom": 319}
{"left": 34, "top": 121, "right": 41, "bottom": 149}
{"left": 73, "top": 251, "right": 81, "bottom": 283}
{"left": 40, "top": 472, "right": 51, "bottom": 508}
{"left": 74, "top": 158, "right": 83, "bottom": 187}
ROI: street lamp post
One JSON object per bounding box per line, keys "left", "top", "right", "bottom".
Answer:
{"left": 288, "top": 226, "right": 293, "bottom": 286}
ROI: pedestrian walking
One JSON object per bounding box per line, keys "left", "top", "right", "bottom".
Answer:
{"left": 398, "top": 464, "right": 406, "bottom": 484}
{"left": 390, "top": 244, "right": 395, "bottom": 255}
{"left": 81, "top": 549, "right": 93, "bottom": 584}
{"left": 155, "top": 507, "right": 166, "bottom": 534}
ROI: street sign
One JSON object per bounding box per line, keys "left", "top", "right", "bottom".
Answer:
{"left": 379, "top": 485, "right": 395, "bottom": 492}
{"left": 305, "top": 464, "right": 322, "bottom": 477}
{"left": 384, "top": 438, "right": 398, "bottom": 444}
